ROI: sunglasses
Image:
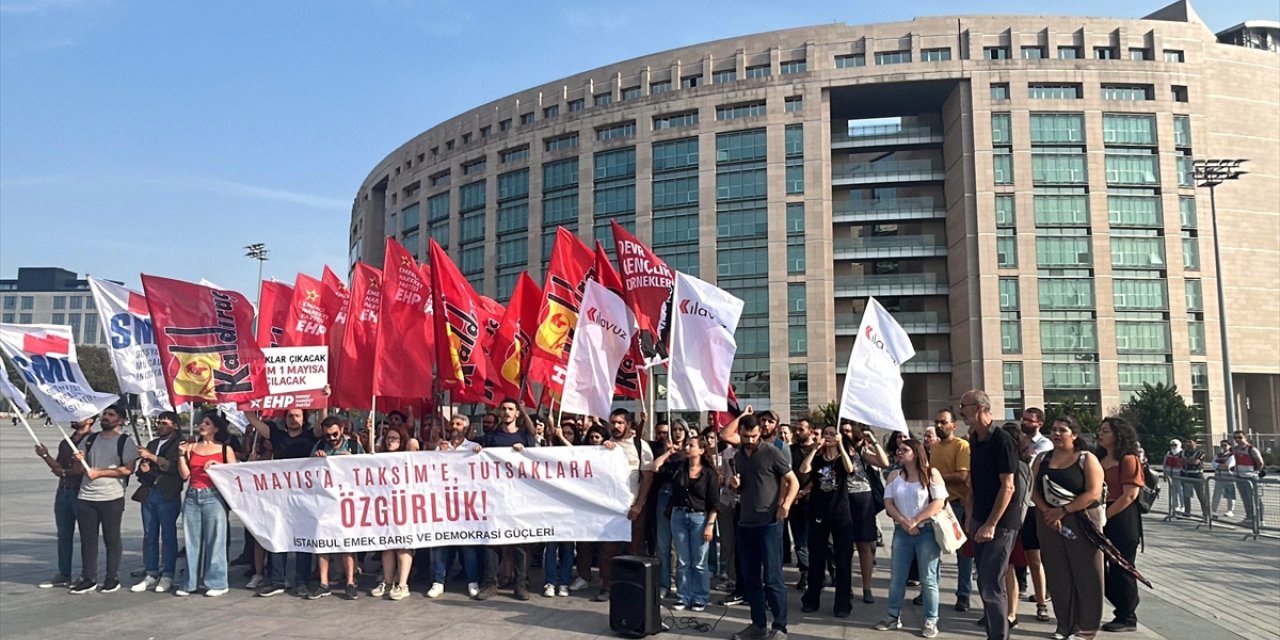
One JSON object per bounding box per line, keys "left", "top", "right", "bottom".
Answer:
{"left": 325, "top": 431, "right": 343, "bottom": 440}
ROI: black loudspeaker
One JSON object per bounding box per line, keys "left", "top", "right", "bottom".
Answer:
{"left": 609, "top": 555, "right": 662, "bottom": 637}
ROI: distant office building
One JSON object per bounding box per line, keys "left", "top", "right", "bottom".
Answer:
{"left": 0, "top": 267, "right": 113, "bottom": 345}
{"left": 348, "top": 1, "right": 1279, "bottom": 432}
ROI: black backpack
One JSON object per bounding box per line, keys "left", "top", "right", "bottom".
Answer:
{"left": 84, "top": 432, "right": 131, "bottom": 488}
{"left": 1135, "top": 460, "right": 1160, "bottom": 514}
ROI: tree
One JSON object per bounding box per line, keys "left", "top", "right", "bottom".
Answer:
{"left": 804, "top": 401, "right": 841, "bottom": 428}
{"left": 1046, "top": 396, "right": 1101, "bottom": 435}
{"left": 77, "top": 345, "right": 121, "bottom": 396}
{"left": 1118, "top": 383, "right": 1199, "bottom": 456}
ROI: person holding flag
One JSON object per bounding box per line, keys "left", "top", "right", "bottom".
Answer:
{"left": 33, "top": 415, "right": 96, "bottom": 589}
{"left": 69, "top": 403, "right": 140, "bottom": 595}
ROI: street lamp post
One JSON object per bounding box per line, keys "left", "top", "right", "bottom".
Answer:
{"left": 1192, "top": 159, "right": 1247, "bottom": 434}
{"left": 244, "top": 243, "right": 270, "bottom": 317}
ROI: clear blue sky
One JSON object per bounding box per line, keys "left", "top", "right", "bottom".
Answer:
{"left": 2, "top": 0, "right": 1274, "bottom": 297}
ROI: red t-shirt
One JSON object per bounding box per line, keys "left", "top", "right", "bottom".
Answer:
{"left": 1105, "top": 454, "right": 1145, "bottom": 505}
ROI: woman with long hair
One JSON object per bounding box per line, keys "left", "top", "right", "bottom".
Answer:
{"left": 845, "top": 426, "right": 890, "bottom": 604}
{"left": 1030, "top": 415, "right": 1105, "bottom": 640}
{"left": 875, "top": 438, "right": 947, "bottom": 638}
{"left": 541, "top": 419, "right": 576, "bottom": 597}
{"left": 654, "top": 434, "right": 721, "bottom": 611}
{"left": 799, "top": 425, "right": 858, "bottom": 616}
{"left": 370, "top": 426, "right": 414, "bottom": 600}
{"left": 653, "top": 419, "right": 691, "bottom": 596}
{"left": 175, "top": 411, "right": 238, "bottom": 597}
{"left": 1096, "top": 417, "right": 1146, "bottom": 633}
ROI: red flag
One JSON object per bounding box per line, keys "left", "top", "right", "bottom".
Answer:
{"left": 256, "top": 280, "right": 294, "bottom": 347}
{"left": 141, "top": 275, "right": 269, "bottom": 406}
{"left": 714, "top": 384, "right": 742, "bottom": 431}
{"left": 429, "top": 239, "right": 494, "bottom": 401}
{"left": 489, "top": 273, "right": 541, "bottom": 405}
{"left": 611, "top": 220, "right": 675, "bottom": 340}
{"left": 528, "top": 227, "right": 594, "bottom": 393}
{"left": 594, "top": 242, "right": 645, "bottom": 399}
{"left": 282, "top": 272, "right": 340, "bottom": 347}
{"left": 329, "top": 263, "right": 382, "bottom": 410}
{"left": 374, "top": 238, "right": 434, "bottom": 399}
{"left": 23, "top": 332, "right": 70, "bottom": 356}
{"left": 322, "top": 266, "right": 351, "bottom": 382}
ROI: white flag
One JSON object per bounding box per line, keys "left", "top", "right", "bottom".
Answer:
{"left": 560, "top": 281, "right": 637, "bottom": 419}
{"left": 0, "top": 323, "right": 119, "bottom": 423}
{"left": 667, "top": 272, "right": 744, "bottom": 411}
{"left": 87, "top": 277, "right": 171, "bottom": 411}
{"left": 1, "top": 361, "right": 32, "bottom": 414}
{"left": 838, "top": 297, "right": 916, "bottom": 433}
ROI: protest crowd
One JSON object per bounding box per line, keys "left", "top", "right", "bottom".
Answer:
{"left": 3, "top": 225, "right": 1268, "bottom": 640}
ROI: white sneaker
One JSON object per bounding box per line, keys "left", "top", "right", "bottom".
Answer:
{"left": 467, "top": 582, "right": 480, "bottom": 598}
{"left": 558, "top": 585, "right": 570, "bottom": 597}
{"left": 130, "top": 576, "right": 158, "bottom": 593}
{"left": 1224, "top": 511, "right": 1235, "bottom": 518}
{"left": 543, "top": 583, "right": 556, "bottom": 598}
{"left": 922, "top": 621, "right": 939, "bottom": 638}
{"left": 569, "top": 576, "right": 590, "bottom": 591}
{"left": 205, "top": 588, "right": 228, "bottom": 597}
{"left": 174, "top": 589, "right": 191, "bottom": 597}
{"left": 154, "top": 577, "right": 172, "bottom": 593}
{"left": 426, "top": 582, "right": 445, "bottom": 598}
{"left": 245, "top": 575, "right": 263, "bottom": 590}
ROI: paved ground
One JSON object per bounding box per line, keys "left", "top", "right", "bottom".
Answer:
{"left": 1, "top": 424, "right": 1277, "bottom": 640}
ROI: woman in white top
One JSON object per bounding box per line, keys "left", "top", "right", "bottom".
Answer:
{"left": 875, "top": 438, "right": 948, "bottom": 639}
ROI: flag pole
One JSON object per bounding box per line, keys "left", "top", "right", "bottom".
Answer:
{"left": 48, "top": 420, "right": 92, "bottom": 473}
{"left": 13, "top": 408, "right": 42, "bottom": 446}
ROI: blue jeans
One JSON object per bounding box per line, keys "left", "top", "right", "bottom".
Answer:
{"left": 542, "top": 542, "right": 575, "bottom": 587}
{"left": 141, "top": 490, "right": 181, "bottom": 578}
{"left": 54, "top": 486, "right": 79, "bottom": 578}
{"left": 888, "top": 523, "right": 942, "bottom": 623}
{"left": 737, "top": 521, "right": 787, "bottom": 631}
{"left": 788, "top": 502, "right": 809, "bottom": 571}
{"left": 656, "top": 485, "right": 673, "bottom": 589}
{"left": 181, "top": 488, "right": 229, "bottom": 591}
{"left": 434, "top": 546, "right": 480, "bottom": 585}
{"left": 671, "top": 509, "right": 711, "bottom": 606}
{"left": 951, "top": 502, "right": 973, "bottom": 599}
{"left": 268, "top": 550, "right": 313, "bottom": 586}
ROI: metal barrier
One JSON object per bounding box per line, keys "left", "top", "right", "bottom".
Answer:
{"left": 1158, "top": 473, "right": 1272, "bottom": 539}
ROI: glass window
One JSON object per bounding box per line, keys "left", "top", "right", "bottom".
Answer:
{"left": 1058, "top": 46, "right": 1081, "bottom": 59}
{"left": 995, "top": 195, "right": 1016, "bottom": 227}
{"left": 428, "top": 222, "right": 449, "bottom": 249}
{"left": 400, "top": 203, "right": 420, "bottom": 233}
{"left": 716, "top": 102, "right": 766, "bottom": 121}
{"left": 990, "top": 83, "right": 1010, "bottom": 100}
{"left": 681, "top": 75, "right": 702, "bottom": 89}
{"left": 19, "top": 313, "right": 32, "bottom": 324}
{"left": 544, "top": 133, "right": 579, "bottom": 152}
{"left": 69, "top": 314, "right": 81, "bottom": 342}
{"left": 652, "top": 137, "right": 699, "bottom": 172}
{"left": 495, "top": 237, "right": 528, "bottom": 267}
{"left": 1179, "top": 197, "right": 1196, "bottom": 229}
{"left": 430, "top": 170, "right": 450, "bottom": 187}
{"left": 1094, "top": 47, "right": 1116, "bottom": 60}
{"left": 1004, "top": 362, "right": 1025, "bottom": 390}
{"left": 568, "top": 99, "right": 585, "bottom": 112}
{"left": 1111, "top": 236, "right": 1166, "bottom": 269}
{"left": 922, "top": 48, "right": 952, "bottom": 61}
{"left": 458, "top": 180, "right": 486, "bottom": 212}
{"left": 622, "top": 86, "right": 641, "bottom": 101}
{"left": 520, "top": 112, "right": 535, "bottom": 125}
{"left": 984, "top": 46, "right": 1010, "bottom": 60}
{"left": 1001, "top": 321, "right": 1022, "bottom": 353}
{"left": 1188, "top": 321, "right": 1206, "bottom": 355}
{"left": 499, "top": 119, "right": 512, "bottom": 131}
{"left": 1172, "top": 85, "right": 1189, "bottom": 103}
{"left": 52, "top": 312, "right": 65, "bottom": 325}
{"left": 787, "top": 242, "right": 805, "bottom": 275}
{"left": 997, "top": 232, "right": 1018, "bottom": 267}
{"left": 594, "top": 147, "right": 636, "bottom": 181}
{"left": 1118, "top": 364, "right": 1173, "bottom": 390}
{"left": 875, "top": 51, "right": 911, "bottom": 65}
{"left": 1038, "top": 278, "right": 1095, "bottom": 309}
{"left": 20, "top": 296, "right": 34, "bottom": 310}
{"left": 746, "top": 65, "right": 771, "bottom": 79}
{"left": 1036, "top": 236, "right": 1092, "bottom": 267}
{"left": 653, "top": 111, "right": 699, "bottom": 130}
{"left": 716, "top": 166, "right": 767, "bottom": 201}
{"left": 1021, "top": 46, "right": 1045, "bottom": 59}
{"left": 713, "top": 69, "right": 737, "bottom": 84}
{"left": 1173, "top": 116, "right": 1192, "bottom": 147}
{"left": 652, "top": 212, "right": 699, "bottom": 246}
{"left": 459, "top": 213, "right": 485, "bottom": 243}
{"left": 1028, "top": 84, "right": 1082, "bottom": 99}
{"left": 542, "top": 105, "right": 559, "bottom": 119}
{"left": 1183, "top": 235, "right": 1200, "bottom": 270}
{"left": 1036, "top": 192, "right": 1091, "bottom": 226}
{"left": 1032, "top": 151, "right": 1088, "bottom": 184}
{"left": 786, "top": 160, "right": 804, "bottom": 195}
{"left": 1043, "top": 362, "right": 1100, "bottom": 388}
{"left": 1107, "top": 191, "right": 1162, "bottom": 227}
{"left": 1041, "top": 320, "right": 1098, "bottom": 352}
{"left": 1113, "top": 278, "right": 1168, "bottom": 310}
{"left": 999, "top": 278, "right": 1020, "bottom": 310}
{"left": 496, "top": 201, "right": 528, "bottom": 234}
{"left": 651, "top": 175, "right": 699, "bottom": 209}
{"left": 780, "top": 59, "right": 806, "bottom": 74}
{"left": 1105, "top": 152, "right": 1159, "bottom": 185}
{"left": 784, "top": 96, "right": 804, "bottom": 112}
{"left": 649, "top": 80, "right": 671, "bottom": 94}
{"left": 784, "top": 124, "right": 804, "bottom": 157}
{"left": 594, "top": 93, "right": 612, "bottom": 106}
{"left": 461, "top": 158, "right": 486, "bottom": 175}
{"left": 53, "top": 296, "right": 66, "bottom": 310}
{"left": 1, "top": 297, "right": 12, "bottom": 311}
{"left": 1030, "top": 113, "right": 1085, "bottom": 144}
{"left": 786, "top": 202, "right": 805, "bottom": 235}
{"left": 1101, "top": 85, "right": 1153, "bottom": 101}
{"left": 991, "top": 113, "right": 1011, "bottom": 144}
{"left": 716, "top": 246, "right": 769, "bottom": 278}
{"left": 1115, "top": 322, "right": 1171, "bottom": 353}
{"left": 993, "top": 149, "right": 1014, "bottom": 184}
{"left": 836, "top": 54, "right": 866, "bottom": 68}
{"left": 459, "top": 245, "right": 485, "bottom": 275}
{"left": 1129, "top": 48, "right": 1151, "bottom": 61}
{"left": 1164, "top": 49, "right": 1185, "bottom": 63}
{"left": 1102, "top": 114, "right": 1156, "bottom": 145}
{"left": 594, "top": 183, "right": 636, "bottom": 216}
{"left": 1185, "top": 280, "right": 1203, "bottom": 312}
{"left": 500, "top": 146, "right": 529, "bottom": 164}
{"left": 542, "top": 158, "right": 579, "bottom": 191}
{"left": 716, "top": 129, "right": 767, "bottom": 163}
{"left": 1177, "top": 153, "right": 1195, "bottom": 188}
{"left": 496, "top": 169, "right": 529, "bottom": 201}
{"left": 597, "top": 121, "right": 636, "bottom": 141}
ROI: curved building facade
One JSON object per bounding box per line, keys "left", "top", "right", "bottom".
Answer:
{"left": 351, "top": 2, "right": 1280, "bottom": 431}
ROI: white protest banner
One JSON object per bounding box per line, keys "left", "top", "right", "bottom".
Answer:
{"left": 560, "top": 280, "right": 637, "bottom": 419}
{"left": 237, "top": 346, "right": 328, "bottom": 411}
{"left": 207, "top": 446, "right": 633, "bottom": 553}
{"left": 0, "top": 324, "right": 119, "bottom": 423}
{"left": 666, "top": 272, "right": 745, "bottom": 411}
{"left": 838, "top": 297, "right": 916, "bottom": 433}
{"left": 87, "top": 276, "right": 171, "bottom": 409}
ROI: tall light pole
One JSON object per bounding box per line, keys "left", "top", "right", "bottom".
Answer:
{"left": 244, "top": 243, "right": 270, "bottom": 315}
{"left": 1192, "top": 159, "right": 1247, "bottom": 433}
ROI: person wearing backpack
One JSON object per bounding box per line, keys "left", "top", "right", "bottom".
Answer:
{"left": 175, "top": 410, "right": 238, "bottom": 597}
{"left": 69, "top": 403, "right": 140, "bottom": 594}
{"left": 1096, "top": 417, "right": 1146, "bottom": 633}
{"left": 34, "top": 416, "right": 96, "bottom": 589}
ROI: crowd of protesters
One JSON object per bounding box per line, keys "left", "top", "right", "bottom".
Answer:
{"left": 28, "top": 391, "right": 1268, "bottom": 640}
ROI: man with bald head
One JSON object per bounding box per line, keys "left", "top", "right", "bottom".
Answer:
{"left": 959, "top": 390, "right": 1020, "bottom": 640}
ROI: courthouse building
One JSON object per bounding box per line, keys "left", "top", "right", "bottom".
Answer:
{"left": 348, "top": 2, "right": 1280, "bottom": 431}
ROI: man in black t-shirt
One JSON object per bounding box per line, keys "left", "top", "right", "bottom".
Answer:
{"left": 787, "top": 419, "right": 817, "bottom": 589}
{"left": 247, "top": 409, "right": 322, "bottom": 597}
{"left": 721, "top": 408, "right": 799, "bottom": 640}
{"left": 475, "top": 399, "right": 537, "bottom": 602}
{"left": 960, "top": 390, "right": 1020, "bottom": 640}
